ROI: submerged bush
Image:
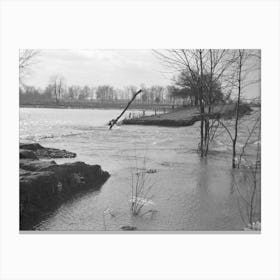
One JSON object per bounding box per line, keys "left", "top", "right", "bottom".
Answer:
{"left": 129, "top": 156, "right": 155, "bottom": 216}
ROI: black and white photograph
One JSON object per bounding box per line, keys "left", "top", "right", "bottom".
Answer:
{"left": 1, "top": 1, "right": 280, "bottom": 280}
{"left": 19, "top": 49, "right": 261, "bottom": 232}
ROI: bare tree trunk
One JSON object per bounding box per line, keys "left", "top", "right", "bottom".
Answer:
{"left": 54, "top": 81, "right": 58, "bottom": 104}
{"left": 232, "top": 50, "right": 243, "bottom": 168}
{"left": 204, "top": 50, "right": 213, "bottom": 155}
{"left": 237, "top": 114, "right": 260, "bottom": 168}
{"left": 204, "top": 105, "right": 211, "bottom": 154}
{"left": 195, "top": 94, "right": 198, "bottom": 106}
{"left": 199, "top": 50, "right": 205, "bottom": 157}
{"left": 58, "top": 79, "right": 63, "bottom": 102}
{"left": 249, "top": 124, "right": 261, "bottom": 225}
{"left": 109, "top": 89, "right": 142, "bottom": 129}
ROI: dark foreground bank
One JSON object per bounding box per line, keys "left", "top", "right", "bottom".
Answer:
{"left": 20, "top": 143, "right": 110, "bottom": 230}
{"left": 122, "top": 104, "right": 252, "bottom": 127}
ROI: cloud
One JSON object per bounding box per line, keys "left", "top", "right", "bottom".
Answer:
{"left": 24, "top": 49, "right": 171, "bottom": 89}
{"left": 23, "top": 49, "right": 260, "bottom": 99}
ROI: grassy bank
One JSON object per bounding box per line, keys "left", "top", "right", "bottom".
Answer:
{"left": 122, "top": 104, "right": 252, "bottom": 127}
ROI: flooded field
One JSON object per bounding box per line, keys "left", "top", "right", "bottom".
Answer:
{"left": 20, "top": 107, "right": 261, "bottom": 231}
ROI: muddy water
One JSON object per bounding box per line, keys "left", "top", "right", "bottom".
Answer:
{"left": 20, "top": 107, "right": 261, "bottom": 231}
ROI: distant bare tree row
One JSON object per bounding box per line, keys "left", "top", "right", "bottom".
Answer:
{"left": 22, "top": 77, "right": 222, "bottom": 105}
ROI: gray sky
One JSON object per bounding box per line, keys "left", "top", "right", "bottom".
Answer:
{"left": 25, "top": 49, "right": 172, "bottom": 89}
{"left": 24, "top": 49, "right": 260, "bottom": 99}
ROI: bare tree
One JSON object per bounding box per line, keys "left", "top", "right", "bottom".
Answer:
{"left": 96, "top": 85, "right": 115, "bottom": 101}
{"left": 19, "top": 49, "right": 40, "bottom": 85}
{"left": 154, "top": 49, "right": 205, "bottom": 155}
{"left": 202, "top": 49, "right": 236, "bottom": 154}
{"left": 232, "top": 124, "right": 261, "bottom": 229}
{"left": 49, "top": 75, "right": 66, "bottom": 103}
{"left": 153, "top": 49, "right": 233, "bottom": 157}
{"left": 237, "top": 113, "right": 261, "bottom": 168}
{"left": 155, "top": 49, "right": 260, "bottom": 163}
{"left": 150, "top": 85, "right": 165, "bottom": 104}
{"left": 78, "top": 85, "right": 91, "bottom": 100}
{"left": 67, "top": 86, "right": 77, "bottom": 101}
{"left": 124, "top": 85, "right": 138, "bottom": 100}
{"left": 217, "top": 49, "right": 260, "bottom": 168}
{"left": 232, "top": 50, "right": 244, "bottom": 168}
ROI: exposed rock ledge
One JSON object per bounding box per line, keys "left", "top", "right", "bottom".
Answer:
{"left": 20, "top": 142, "right": 76, "bottom": 159}
{"left": 20, "top": 143, "right": 110, "bottom": 230}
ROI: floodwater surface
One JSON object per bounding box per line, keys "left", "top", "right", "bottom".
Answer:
{"left": 20, "top": 107, "right": 261, "bottom": 231}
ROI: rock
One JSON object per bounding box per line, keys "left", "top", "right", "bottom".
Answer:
{"left": 20, "top": 149, "right": 38, "bottom": 160}
{"left": 20, "top": 159, "right": 57, "bottom": 171}
{"left": 146, "top": 169, "right": 157, "bottom": 174}
{"left": 35, "top": 148, "right": 76, "bottom": 159}
{"left": 120, "top": 225, "right": 137, "bottom": 231}
{"left": 19, "top": 143, "right": 76, "bottom": 159}
{"left": 20, "top": 143, "right": 44, "bottom": 151}
{"left": 19, "top": 144, "right": 110, "bottom": 230}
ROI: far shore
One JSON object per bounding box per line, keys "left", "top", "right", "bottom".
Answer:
{"left": 19, "top": 101, "right": 179, "bottom": 111}
{"left": 122, "top": 103, "right": 254, "bottom": 127}
{"left": 20, "top": 102, "right": 259, "bottom": 112}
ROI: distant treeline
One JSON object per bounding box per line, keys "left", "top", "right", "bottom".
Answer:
{"left": 20, "top": 83, "right": 176, "bottom": 105}
{"left": 20, "top": 70, "right": 259, "bottom": 107}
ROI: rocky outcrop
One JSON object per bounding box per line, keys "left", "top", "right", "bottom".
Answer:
{"left": 20, "top": 149, "right": 39, "bottom": 160}
{"left": 120, "top": 225, "right": 137, "bottom": 231}
{"left": 20, "top": 143, "right": 76, "bottom": 159}
{"left": 20, "top": 143, "right": 110, "bottom": 230}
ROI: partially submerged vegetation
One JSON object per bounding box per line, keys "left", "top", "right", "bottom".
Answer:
{"left": 154, "top": 49, "right": 261, "bottom": 162}
{"left": 129, "top": 155, "right": 156, "bottom": 216}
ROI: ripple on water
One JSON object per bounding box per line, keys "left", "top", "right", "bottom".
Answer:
{"left": 20, "top": 107, "right": 261, "bottom": 231}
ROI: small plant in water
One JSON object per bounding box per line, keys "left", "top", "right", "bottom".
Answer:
{"left": 129, "top": 155, "right": 155, "bottom": 216}
{"left": 102, "top": 207, "right": 115, "bottom": 230}
{"left": 244, "top": 221, "right": 261, "bottom": 231}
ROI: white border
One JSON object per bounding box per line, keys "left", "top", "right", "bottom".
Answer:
{"left": 1, "top": 1, "right": 280, "bottom": 280}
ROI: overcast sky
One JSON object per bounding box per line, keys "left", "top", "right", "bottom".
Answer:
{"left": 25, "top": 49, "right": 172, "bottom": 89}
{"left": 24, "top": 49, "right": 260, "bottom": 98}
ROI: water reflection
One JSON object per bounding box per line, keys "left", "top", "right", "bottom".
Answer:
{"left": 230, "top": 167, "right": 261, "bottom": 228}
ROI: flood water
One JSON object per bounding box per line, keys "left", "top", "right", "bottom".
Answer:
{"left": 20, "top": 107, "right": 261, "bottom": 231}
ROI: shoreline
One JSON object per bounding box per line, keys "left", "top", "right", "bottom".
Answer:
{"left": 19, "top": 102, "right": 178, "bottom": 111}
{"left": 20, "top": 143, "right": 110, "bottom": 230}
{"left": 122, "top": 104, "right": 253, "bottom": 127}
